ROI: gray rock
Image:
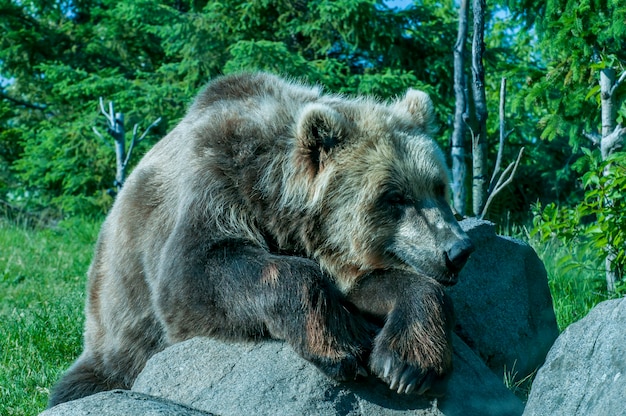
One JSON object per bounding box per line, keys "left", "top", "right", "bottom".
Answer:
{"left": 523, "top": 298, "right": 626, "bottom": 416}
{"left": 450, "top": 218, "right": 559, "bottom": 380}
{"left": 133, "top": 335, "right": 524, "bottom": 416}
{"left": 39, "top": 390, "right": 214, "bottom": 416}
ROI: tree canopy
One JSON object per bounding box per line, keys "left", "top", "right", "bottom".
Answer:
{"left": 0, "top": 0, "right": 461, "bottom": 214}
{"left": 0, "top": 0, "right": 624, "bottom": 223}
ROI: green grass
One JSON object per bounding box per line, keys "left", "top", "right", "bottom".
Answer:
{"left": 527, "top": 234, "right": 618, "bottom": 331}
{"left": 0, "top": 217, "right": 618, "bottom": 413}
{"left": 0, "top": 217, "right": 100, "bottom": 415}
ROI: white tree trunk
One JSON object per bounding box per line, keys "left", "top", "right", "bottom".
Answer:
{"left": 471, "top": 0, "right": 488, "bottom": 216}
{"left": 451, "top": 0, "right": 470, "bottom": 215}
{"left": 598, "top": 67, "right": 625, "bottom": 292}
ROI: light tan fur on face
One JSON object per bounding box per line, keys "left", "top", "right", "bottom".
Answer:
{"left": 292, "top": 93, "right": 457, "bottom": 291}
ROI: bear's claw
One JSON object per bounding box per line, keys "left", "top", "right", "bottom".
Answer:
{"left": 370, "top": 345, "right": 439, "bottom": 395}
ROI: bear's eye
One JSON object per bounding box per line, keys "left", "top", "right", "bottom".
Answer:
{"left": 383, "top": 190, "right": 408, "bottom": 206}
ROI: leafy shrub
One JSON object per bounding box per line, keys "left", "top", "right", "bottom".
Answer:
{"left": 532, "top": 149, "right": 626, "bottom": 294}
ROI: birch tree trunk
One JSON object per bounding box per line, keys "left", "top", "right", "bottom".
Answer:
{"left": 599, "top": 67, "right": 626, "bottom": 292}
{"left": 451, "top": 0, "right": 470, "bottom": 216}
{"left": 471, "top": 0, "right": 488, "bottom": 216}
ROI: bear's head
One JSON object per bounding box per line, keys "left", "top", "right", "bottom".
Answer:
{"left": 290, "top": 89, "right": 474, "bottom": 290}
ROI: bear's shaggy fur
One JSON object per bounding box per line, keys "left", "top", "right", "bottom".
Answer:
{"left": 49, "top": 73, "right": 474, "bottom": 407}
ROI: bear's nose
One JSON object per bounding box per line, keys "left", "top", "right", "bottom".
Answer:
{"left": 445, "top": 238, "right": 475, "bottom": 274}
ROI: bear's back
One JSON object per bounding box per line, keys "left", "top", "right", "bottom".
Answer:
{"left": 106, "top": 74, "right": 324, "bottom": 254}
{"left": 189, "top": 72, "right": 322, "bottom": 114}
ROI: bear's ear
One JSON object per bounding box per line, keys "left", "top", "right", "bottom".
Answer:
{"left": 296, "top": 103, "right": 346, "bottom": 175}
{"left": 393, "top": 89, "right": 437, "bottom": 134}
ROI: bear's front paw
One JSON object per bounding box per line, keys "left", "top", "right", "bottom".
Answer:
{"left": 369, "top": 326, "right": 452, "bottom": 395}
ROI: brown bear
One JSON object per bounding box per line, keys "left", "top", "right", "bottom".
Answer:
{"left": 48, "top": 72, "right": 474, "bottom": 407}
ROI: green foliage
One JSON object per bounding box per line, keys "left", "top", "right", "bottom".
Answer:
{"left": 532, "top": 150, "right": 626, "bottom": 293}
{"left": 0, "top": 0, "right": 620, "bottom": 225}
{"left": 0, "top": 0, "right": 461, "bottom": 216}
{"left": 483, "top": 0, "right": 626, "bottom": 227}
{"left": 0, "top": 0, "right": 187, "bottom": 215}
{"left": 225, "top": 40, "right": 310, "bottom": 76}
{"left": 0, "top": 99, "right": 23, "bottom": 194}
{"left": 506, "top": 0, "right": 626, "bottom": 146}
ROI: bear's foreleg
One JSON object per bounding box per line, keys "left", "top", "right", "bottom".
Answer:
{"left": 347, "top": 271, "right": 454, "bottom": 395}
{"left": 155, "top": 236, "right": 374, "bottom": 382}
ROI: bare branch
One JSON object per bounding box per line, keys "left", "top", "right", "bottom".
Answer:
{"left": 467, "top": 122, "right": 477, "bottom": 148}
{"left": 480, "top": 147, "right": 525, "bottom": 220}
{"left": 92, "top": 126, "right": 105, "bottom": 142}
{"left": 98, "top": 97, "right": 107, "bottom": 119}
{"left": 123, "top": 117, "right": 161, "bottom": 169}
{"left": 91, "top": 126, "right": 104, "bottom": 140}
{"left": 95, "top": 95, "right": 161, "bottom": 190}
{"left": 123, "top": 130, "right": 138, "bottom": 171}
{"left": 136, "top": 117, "right": 161, "bottom": 143}
{"left": 488, "top": 78, "right": 507, "bottom": 195}
{"left": 99, "top": 97, "right": 114, "bottom": 126}
{"left": 583, "top": 130, "right": 601, "bottom": 146}
{"left": 609, "top": 71, "right": 626, "bottom": 98}
{"left": 601, "top": 124, "right": 626, "bottom": 159}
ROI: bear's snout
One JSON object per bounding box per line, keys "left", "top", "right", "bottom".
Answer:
{"left": 444, "top": 238, "right": 475, "bottom": 275}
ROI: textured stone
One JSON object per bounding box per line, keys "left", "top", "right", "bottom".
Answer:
{"left": 39, "top": 390, "right": 213, "bottom": 416}
{"left": 523, "top": 298, "right": 626, "bottom": 416}
{"left": 449, "top": 218, "right": 559, "bottom": 380}
{"left": 132, "top": 336, "right": 524, "bottom": 416}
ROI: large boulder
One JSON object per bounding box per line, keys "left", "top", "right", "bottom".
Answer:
{"left": 132, "top": 336, "right": 523, "bottom": 416}
{"left": 42, "top": 336, "right": 524, "bottom": 416}
{"left": 450, "top": 219, "right": 559, "bottom": 380}
{"left": 523, "top": 298, "right": 626, "bottom": 416}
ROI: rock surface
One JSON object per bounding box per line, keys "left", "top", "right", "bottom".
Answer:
{"left": 451, "top": 218, "right": 559, "bottom": 380}
{"left": 133, "top": 336, "right": 523, "bottom": 416}
{"left": 523, "top": 298, "right": 626, "bottom": 416}
{"left": 42, "top": 335, "right": 524, "bottom": 416}
{"left": 40, "top": 390, "right": 214, "bottom": 416}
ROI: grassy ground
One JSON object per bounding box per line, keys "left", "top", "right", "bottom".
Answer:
{"left": 0, "top": 217, "right": 618, "bottom": 414}
{"left": 0, "top": 218, "right": 99, "bottom": 415}
{"left": 527, "top": 234, "right": 616, "bottom": 331}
